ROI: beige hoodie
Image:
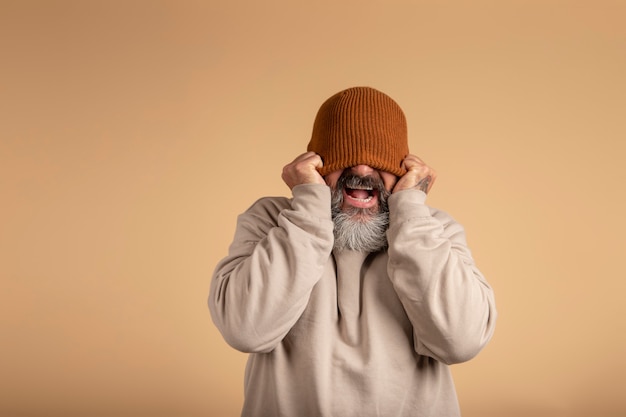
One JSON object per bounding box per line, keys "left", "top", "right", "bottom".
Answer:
{"left": 209, "top": 184, "right": 496, "bottom": 417}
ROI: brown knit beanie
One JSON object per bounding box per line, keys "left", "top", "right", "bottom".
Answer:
{"left": 307, "top": 86, "right": 409, "bottom": 177}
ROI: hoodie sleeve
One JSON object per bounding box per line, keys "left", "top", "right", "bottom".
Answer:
{"left": 386, "top": 189, "right": 497, "bottom": 364}
{"left": 208, "top": 184, "right": 335, "bottom": 353}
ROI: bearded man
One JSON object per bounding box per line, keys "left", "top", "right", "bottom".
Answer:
{"left": 209, "top": 86, "right": 497, "bottom": 417}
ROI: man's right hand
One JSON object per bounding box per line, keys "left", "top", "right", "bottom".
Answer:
{"left": 281, "top": 152, "right": 325, "bottom": 190}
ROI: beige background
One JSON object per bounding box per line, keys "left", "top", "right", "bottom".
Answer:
{"left": 1, "top": 1, "right": 625, "bottom": 416}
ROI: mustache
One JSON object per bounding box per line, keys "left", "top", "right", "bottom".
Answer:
{"left": 336, "top": 173, "right": 387, "bottom": 193}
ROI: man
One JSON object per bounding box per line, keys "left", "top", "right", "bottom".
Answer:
{"left": 209, "top": 86, "right": 497, "bottom": 416}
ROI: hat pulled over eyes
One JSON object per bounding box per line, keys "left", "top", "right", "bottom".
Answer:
{"left": 307, "top": 86, "right": 409, "bottom": 177}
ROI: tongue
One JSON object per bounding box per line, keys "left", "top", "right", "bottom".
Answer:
{"left": 348, "top": 189, "right": 370, "bottom": 199}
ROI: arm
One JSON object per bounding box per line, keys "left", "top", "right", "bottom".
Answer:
{"left": 386, "top": 189, "right": 497, "bottom": 364}
{"left": 209, "top": 153, "right": 333, "bottom": 353}
{"left": 387, "top": 155, "right": 496, "bottom": 364}
{"left": 209, "top": 185, "right": 334, "bottom": 353}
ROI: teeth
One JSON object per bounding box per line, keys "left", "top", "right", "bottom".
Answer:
{"left": 348, "top": 195, "right": 373, "bottom": 202}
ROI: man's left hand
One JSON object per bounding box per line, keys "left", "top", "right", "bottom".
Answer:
{"left": 392, "top": 154, "right": 437, "bottom": 194}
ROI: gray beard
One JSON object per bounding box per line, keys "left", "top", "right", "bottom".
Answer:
{"left": 330, "top": 174, "right": 391, "bottom": 253}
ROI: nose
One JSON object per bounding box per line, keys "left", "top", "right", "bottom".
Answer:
{"left": 350, "top": 165, "right": 375, "bottom": 177}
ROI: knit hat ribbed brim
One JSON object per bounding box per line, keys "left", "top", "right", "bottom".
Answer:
{"left": 307, "top": 86, "right": 409, "bottom": 177}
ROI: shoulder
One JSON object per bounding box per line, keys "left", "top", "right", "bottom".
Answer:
{"left": 246, "top": 196, "right": 292, "bottom": 214}
{"left": 428, "top": 206, "right": 468, "bottom": 243}
{"left": 239, "top": 195, "right": 292, "bottom": 224}
{"left": 428, "top": 206, "right": 456, "bottom": 225}
{"left": 230, "top": 196, "right": 291, "bottom": 240}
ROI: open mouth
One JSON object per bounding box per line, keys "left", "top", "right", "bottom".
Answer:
{"left": 345, "top": 185, "right": 375, "bottom": 201}
{"left": 343, "top": 185, "right": 379, "bottom": 208}
{"left": 336, "top": 173, "right": 385, "bottom": 210}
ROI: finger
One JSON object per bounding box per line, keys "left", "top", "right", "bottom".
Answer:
{"left": 292, "top": 151, "right": 317, "bottom": 164}
{"left": 401, "top": 154, "right": 426, "bottom": 171}
{"left": 281, "top": 152, "right": 325, "bottom": 189}
{"left": 297, "top": 152, "right": 323, "bottom": 168}
{"left": 307, "top": 153, "right": 323, "bottom": 169}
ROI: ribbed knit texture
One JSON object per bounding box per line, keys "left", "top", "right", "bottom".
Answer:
{"left": 307, "top": 86, "right": 409, "bottom": 176}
